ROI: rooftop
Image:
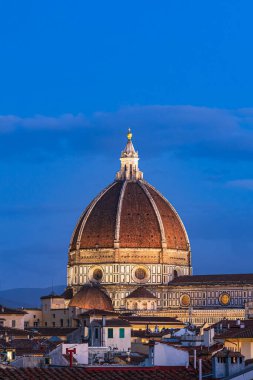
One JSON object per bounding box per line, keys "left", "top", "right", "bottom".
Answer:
{"left": 92, "top": 318, "right": 131, "bottom": 327}
{"left": 169, "top": 274, "right": 253, "bottom": 286}
{"left": 0, "top": 326, "right": 37, "bottom": 338}
{"left": 126, "top": 287, "right": 156, "bottom": 299}
{"left": 78, "top": 309, "right": 119, "bottom": 317}
{"left": 122, "top": 316, "right": 182, "bottom": 324}
{"left": 27, "top": 327, "right": 78, "bottom": 337}
{"left": 0, "top": 366, "right": 198, "bottom": 380}
{"left": 0, "top": 305, "right": 27, "bottom": 315}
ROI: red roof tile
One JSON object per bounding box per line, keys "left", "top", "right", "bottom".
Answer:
{"left": 0, "top": 366, "right": 198, "bottom": 380}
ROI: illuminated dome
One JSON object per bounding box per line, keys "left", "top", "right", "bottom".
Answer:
{"left": 69, "top": 284, "right": 113, "bottom": 311}
{"left": 67, "top": 130, "right": 192, "bottom": 309}
{"left": 70, "top": 130, "right": 190, "bottom": 253}
{"left": 70, "top": 181, "right": 189, "bottom": 251}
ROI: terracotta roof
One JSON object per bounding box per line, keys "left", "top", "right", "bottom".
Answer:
{"left": 105, "top": 319, "right": 131, "bottom": 327}
{"left": 0, "top": 306, "right": 26, "bottom": 315}
{"left": 70, "top": 180, "right": 190, "bottom": 252}
{"left": 0, "top": 326, "right": 37, "bottom": 337}
{"left": 123, "top": 316, "right": 182, "bottom": 323}
{"left": 78, "top": 309, "right": 119, "bottom": 317}
{"left": 0, "top": 338, "right": 57, "bottom": 356}
{"left": 169, "top": 273, "right": 253, "bottom": 286}
{"left": 69, "top": 284, "right": 113, "bottom": 311}
{"left": 145, "top": 183, "right": 189, "bottom": 250}
{"left": 27, "top": 327, "right": 78, "bottom": 337}
{"left": 126, "top": 287, "right": 156, "bottom": 299}
{"left": 0, "top": 366, "right": 198, "bottom": 380}
{"left": 71, "top": 181, "right": 123, "bottom": 250}
{"left": 119, "top": 181, "right": 161, "bottom": 248}
{"left": 205, "top": 319, "right": 253, "bottom": 332}
{"left": 215, "top": 326, "right": 253, "bottom": 339}
{"left": 92, "top": 318, "right": 131, "bottom": 327}
{"left": 204, "top": 319, "right": 253, "bottom": 340}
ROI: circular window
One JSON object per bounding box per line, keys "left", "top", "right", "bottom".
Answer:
{"left": 135, "top": 268, "right": 146, "bottom": 280}
{"left": 219, "top": 293, "right": 230, "bottom": 306}
{"left": 132, "top": 266, "right": 150, "bottom": 283}
{"left": 180, "top": 294, "right": 191, "bottom": 307}
{"left": 93, "top": 268, "right": 103, "bottom": 281}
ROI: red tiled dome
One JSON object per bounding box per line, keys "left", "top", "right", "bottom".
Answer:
{"left": 69, "top": 284, "right": 113, "bottom": 311}
{"left": 70, "top": 180, "right": 189, "bottom": 251}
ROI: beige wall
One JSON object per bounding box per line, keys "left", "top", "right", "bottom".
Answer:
{"left": 24, "top": 309, "right": 42, "bottom": 328}
{"left": 41, "top": 297, "right": 70, "bottom": 327}
{"left": 1, "top": 314, "right": 25, "bottom": 329}
{"left": 241, "top": 342, "right": 253, "bottom": 360}
{"left": 225, "top": 340, "right": 253, "bottom": 361}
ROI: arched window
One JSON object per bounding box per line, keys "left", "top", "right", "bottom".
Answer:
{"left": 174, "top": 269, "right": 178, "bottom": 278}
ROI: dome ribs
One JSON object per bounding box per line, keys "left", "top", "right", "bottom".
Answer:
{"left": 145, "top": 183, "right": 189, "bottom": 250}
{"left": 119, "top": 182, "right": 161, "bottom": 248}
{"left": 70, "top": 179, "right": 190, "bottom": 252}
{"left": 70, "top": 182, "right": 118, "bottom": 250}
{"left": 114, "top": 180, "right": 127, "bottom": 244}
{"left": 77, "top": 181, "right": 123, "bottom": 249}
{"left": 138, "top": 181, "right": 166, "bottom": 248}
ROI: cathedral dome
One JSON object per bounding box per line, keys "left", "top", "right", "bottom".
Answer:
{"left": 70, "top": 180, "right": 189, "bottom": 251}
{"left": 70, "top": 130, "right": 189, "bottom": 253}
{"left": 69, "top": 284, "right": 113, "bottom": 311}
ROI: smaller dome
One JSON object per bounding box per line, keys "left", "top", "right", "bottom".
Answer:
{"left": 126, "top": 287, "right": 156, "bottom": 299}
{"left": 69, "top": 284, "right": 114, "bottom": 311}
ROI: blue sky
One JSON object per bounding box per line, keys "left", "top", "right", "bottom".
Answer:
{"left": 0, "top": 0, "right": 253, "bottom": 289}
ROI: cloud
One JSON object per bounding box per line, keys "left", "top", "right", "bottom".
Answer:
{"left": 0, "top": 105, "right": 252, "bottom": 162}
{"left": 0, "top": 113, "right": 88, "bottom": 132}
{"left": 226, "top": 179, "right": 253, "bottom": 190}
